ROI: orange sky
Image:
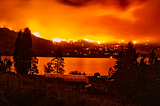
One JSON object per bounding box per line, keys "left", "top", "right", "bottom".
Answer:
{"left": 0, "top": 0, "right": 160, "bottom": 43}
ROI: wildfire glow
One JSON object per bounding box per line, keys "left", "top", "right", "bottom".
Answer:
{"left": 0, "top": 0, "right": 159, "bottom": 43}
{"left": 52, "top": 37, "right": 107, "bottom": 44}
{"left": 53, "top": 38, "right": 63, "bottom": 42}
{"left": 33, "top": 32, "right": 40, "bottom": 37}
{"left": 83, "top": 39, "right": 95, "bottom": 43}
{"left": 0, "top": 25, "right": 4, "bottom": 28}
{"left": 84, "top": 38, "right": 89, "bottom": 41}
{"left": 62, "top": 39, "right": 67, "bottom": 41}
{"left": 97, "top": 41, "right": 101, "bottom": 44}
{"left": 133, "top": 41, "right": 137, "bottom": 44}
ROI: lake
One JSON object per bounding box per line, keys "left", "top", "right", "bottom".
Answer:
{"left": 1, "top": 56, "right": 116, "bottom": 76}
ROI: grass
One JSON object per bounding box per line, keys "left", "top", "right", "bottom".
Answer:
{"left": 0, "top": 73, "right": 123, "bottom": 106}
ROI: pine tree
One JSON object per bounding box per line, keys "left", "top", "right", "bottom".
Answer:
{"left": 110, "top": 42, "right": 139, "bottom": 94}
{"left": 110, "top": 43, "right": 160, "bottom": 105}
{"left": 112, "top": 46, "right": 125, "bottom": 79}
{"left": 112, "top": 42, "right": 139, "bottom": 79}
{"left": 44, "top": 47, "right": 65, "bottom": 74}
{"left": 13, "top": 28, "right": 38, "bottom": 74}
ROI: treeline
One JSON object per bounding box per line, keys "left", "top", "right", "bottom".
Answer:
{"left": 109, "top": 42, "right": 160, "bottom": 105}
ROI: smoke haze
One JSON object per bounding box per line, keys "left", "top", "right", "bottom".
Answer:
{"left": 0, "top": 0, "right": 159, "bottom": 42}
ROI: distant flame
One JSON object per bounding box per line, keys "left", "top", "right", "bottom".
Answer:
{"left": 53, "top": 38, "right": 63, "bottom": 42}
{"left": 97, "top": 41, "right": 100, "bottom": 44}
{"left": 33, "top": 32, "right": 40, "bottom": 37}
{"left": 133, "top": 41, "right": 137, "bottom": 44}
{"left": 52, "top": 37, "right": 105, "bottom": 44}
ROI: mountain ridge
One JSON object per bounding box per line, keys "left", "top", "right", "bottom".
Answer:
{"left": 0, "top": 27, "right": 54, "bottom": 56}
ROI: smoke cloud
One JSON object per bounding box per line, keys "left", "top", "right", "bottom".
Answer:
{"left": 58, "top": 0, "right": 147, "bottom": 9}
{"left": 0, "top": 0, "right": 159, "bottom": 42}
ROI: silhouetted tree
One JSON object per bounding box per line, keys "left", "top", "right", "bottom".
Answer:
{"left": 0, "top": 53, "right": 12, "bottom": 73}
{"left": 149, "top": 49, "right": 157, "bottom": 65}
{"left": 112, "top": 46, "right": 125, "bottom": 78}
{"left": 44, "top": 47, "right": 65, "bottom": 74}
{"left": 94, "top": 72, "right": 100, "bottom": 78}
{"left": 13, "top": 28, "right": 38, "bottom": 74}
{"left": 110, "top": 42, "right": 139, "bottom": 95}
{"left": 109, "top": 42, "right": 160, "bottom": 105}
{"left": 44, "top": 62, "right": 54, "bottom": 73}
{"left": 148, "top": 50, "right": 160, "bottom": 77}
{"left": 0, "top": 52, "right": 5, "bottom": 72}
{"left": 4, "top": 58, "right": 12, "bottom": 72}
{"left": 28, "top": 54, "right": 39, "bottom": 75}
{"left": 112, "top": 42, "right": 139, "bottom": 79}
{"left": 69, "top": 71, "right": 86, "bottom": 75}
{"left": 108, "top": 67, "right": 114, "bottom": 77}
{"left": 139, "top": 54, "right": 147, "bottom": 66}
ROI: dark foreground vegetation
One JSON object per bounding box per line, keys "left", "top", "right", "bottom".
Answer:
{"left": 0, "top": 73, "right": 124, "bottom": 106}
{"left": 1, "top": 71, "right": 159, "bottom": 106}
{"left": 109, "top": 42, "right": 160, "bottom": 106}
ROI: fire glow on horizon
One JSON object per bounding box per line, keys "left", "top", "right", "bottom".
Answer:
{"left": 31, "top": 30, "right": 148, "bottom": 44}
{"left": 0, "top": 0, "right": 160, "bottom": 43}
{"left": 52, "top": 37, "right": 106, "bottom": 44}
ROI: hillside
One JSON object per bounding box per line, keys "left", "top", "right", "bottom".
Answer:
{"left": 0, "top": 28, "right": 54, "bottom": 56}
{"left": 0, "top": 28, "right": 17, "bottom": 55}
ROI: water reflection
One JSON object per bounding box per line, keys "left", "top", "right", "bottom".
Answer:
{"left": 64, "top": 58, "right": 116, "bottom": 76}
{"left": 2, "top": 56, "right": 116, "bottom": 76}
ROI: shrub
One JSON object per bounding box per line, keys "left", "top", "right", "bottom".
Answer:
{"left": 69, "top": 71, "right": 86, "bottom": 75}
{"left": 94, "top": 72, "right": 100, "bottom": 78}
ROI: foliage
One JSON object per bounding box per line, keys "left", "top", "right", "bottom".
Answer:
{"left": 69, "top": 71, "right": 86, "bottom": 75}
{"left": 28, "top": 56, "right": 39, "bottom": 75}
{"left": 110, "top": 42, "right": 140, "bottom": 94}
{"left": 109, "top": 42, "right": 160, "bottom": 105}
{"left": 13, "top": 28, "right": 38, "bottom": 75}
{"left": 94, "top": 72, "right": 100, "bottom": 78}
{"left": 112, "top": 42, "right": 139, "bottom": 80}
{"left": 44, "top": 57, "right": 65, "bottom": 74}
{"left": 0, "top": 54, "right": 5, "bottom": 72}
{"left": 44, "top": 47, "right": 65, "bottom": 74}
{"left": 108, "top": 67, "right": 114, "bottom": 77}
{"left": 149, "top": 49, "right": 157, "bottom": 65}
{"left": 0, "top": 53, "right": 12, "bottom": 73}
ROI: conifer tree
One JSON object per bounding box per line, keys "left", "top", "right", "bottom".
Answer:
{"left": 110, "top": 42, "right": 139, "bottom": 94}
{"left": 44, "top": 47, "right": 65, "bottom": 74}
{"left": 112, "top": 42, "right": 139, "bottom": 79}
{"left": 13, "top": 28, "right": 38, "bottom": 74}
{"left": 110, "top": 43, "right": 160, "bottom": 105}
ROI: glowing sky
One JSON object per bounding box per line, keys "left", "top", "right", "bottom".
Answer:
{"left": 0, "top": 0, "right": 160, "bottom": 43}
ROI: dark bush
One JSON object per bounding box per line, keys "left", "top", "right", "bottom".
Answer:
{"left": 69, "top": 71, "right": 86, "bottom": 75}
{"left": 94, "top": 72, "right": 100, "bottom": 78}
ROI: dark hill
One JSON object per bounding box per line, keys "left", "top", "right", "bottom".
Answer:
{"left": 0, "top": 27, "right": 54, "bottom": 56}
